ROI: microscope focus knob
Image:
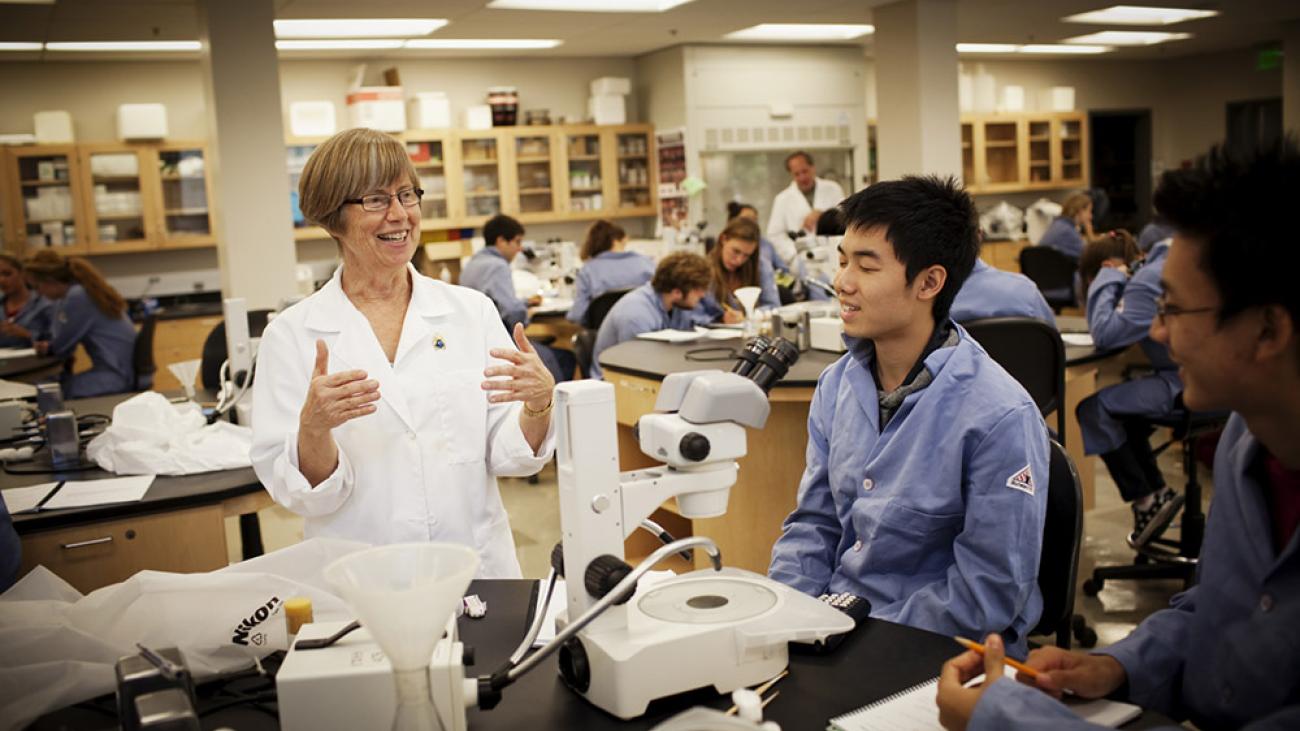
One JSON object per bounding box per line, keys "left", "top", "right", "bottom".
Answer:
{"left": 679, "top": 432, "right": 711, "bottom": 462}
{"left": 585, "top": 554, "right": 634, "bottom": 605}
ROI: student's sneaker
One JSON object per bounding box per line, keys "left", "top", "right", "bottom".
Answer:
{"left": 1128, "top": 487, "right": 1184, "bottom": 547}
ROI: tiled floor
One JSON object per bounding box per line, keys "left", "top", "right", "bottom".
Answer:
{"left": 227, "top": 442, "right": 1204, "bottom": 650}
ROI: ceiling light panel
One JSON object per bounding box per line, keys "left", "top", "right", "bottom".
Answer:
{"left": 956, "top": 43, "right": 1020, "bottom": 53}
{"left": 273, "top": 19, "right": 448, "bottom": 38}
{"left": 276, "top": 40, "right": 405, "bottom": 50}
{"left": 0, "top": 42, "right": 42, "bottom": 50}
{"left": 1064, "top": 30, "right": 1190, "bottom": 46}
{"left": 725, "top": 24, "right": 875, "bottom": 41}
{"left": 405, "top": 39, "right": 562, "bottom": 49}
{"left": 46, "top": 41, "right": 202, "bottom": 52}
{"left": 1019, "top": 44, "right": 1112, "bottom": 54}
{"left": 1062, "top": 5, "right": 1218, "bottom": 26}
{"left": 486, "top": 0, "right": 695, "bottom": 11}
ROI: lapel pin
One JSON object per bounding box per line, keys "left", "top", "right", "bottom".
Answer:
{"left": 433, "top": 334, "right": 447, "bottom": 350}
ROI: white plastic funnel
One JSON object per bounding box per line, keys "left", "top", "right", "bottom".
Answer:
{"left": 323, "top": 543, "right": 479, "bottom": 671}
{"left": 166, "top": 358, "right": 201, "bottom": 400}
{"left": 734, "top": 286, "right": 761, "bottom": 316}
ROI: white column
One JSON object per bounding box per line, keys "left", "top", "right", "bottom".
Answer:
{"left": 873, "top": 0, "right": 962, "bottom": 181}
{"left": 1285, "top": 22, "right": 1300, "bottom": 139}
{"left": 197, "top": 0, "right": 298, "bottom": 309}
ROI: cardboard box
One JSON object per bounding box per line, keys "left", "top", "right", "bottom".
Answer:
{"left": 588, "top": 94, "right": 626, "bottom": 125}
{"left": 117, "top": 104, "right": 168, "bottom": 140}
{"left": 290, "top": 101, "right": 337, "bottom": 137}
{"left": 346, "top": 87, "right": 406, "bottom": 132}
{"left": 34, "top": 111, "right": 74, "bottom": 143}
{"left": 590, "top": 76, "right": 631, "bottom": 96}
{"left": 410, "top": 92, "right": 451, "bottom": 129}
{"left": 464, "top": 105, "right": 492, "bottom": 131}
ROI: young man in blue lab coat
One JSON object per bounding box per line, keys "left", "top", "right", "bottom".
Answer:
{"left": 768, "top": 176, "right": 1050, "bottom": 656}
{"left": 937, "top": 140, "right": 1300, "bottom": 731}
{"left": 589, "top": 252, "right": 713, "bottom": 380}
{"left": 460, "top": 214, "right": 575, "bottom": 383}
{"left": 1076, "top": 234, "right": 1182, "bottom": 538}
{"left": 949, "top": 257, "right": 1057, "bottom": 326}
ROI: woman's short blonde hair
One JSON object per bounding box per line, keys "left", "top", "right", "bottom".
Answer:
{"left": 298, "top": 128, "right": 420, "bottom": 234}
{"left": 1062, "top": 192, "right": 1092, "bottom": 219}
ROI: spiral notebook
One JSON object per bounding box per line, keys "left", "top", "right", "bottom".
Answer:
{"left": 827, "top": 677, "right": 1141, "bottom": 731}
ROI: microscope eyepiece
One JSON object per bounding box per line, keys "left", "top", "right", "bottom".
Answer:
{"left": 730, "top": 336, "right": 772, "bottom": 378}
{"left": 746, "top": 338, "right": 801, "bottom": 393}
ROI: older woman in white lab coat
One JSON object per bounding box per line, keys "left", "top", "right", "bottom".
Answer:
{"left": 251, "top": 128, "right": 556, "bottom": 578}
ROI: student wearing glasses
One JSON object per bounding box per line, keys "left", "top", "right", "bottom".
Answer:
{"left": 937, "top": 139, "right": 1300, "bottom": 731}
{"left": 251, "top": 128, "right": 557, "bottom": 577}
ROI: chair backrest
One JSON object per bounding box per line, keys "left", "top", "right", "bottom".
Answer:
{"left": 961, "top": 317, "right": 1066, "bottom": 443}
{"left": 1018, "top": 246, "right": 1077, "bottom": 294}
{"left": 133, "top": 315, "right": 157, "bottom": 390}
{"left": 1034, "top": 439, "right": 1083, "bottom": 643}
{"left": 200, "top": 309, "right": 273, "bottom": 390}
{"left": 572, "top": 329, "right": 598, "bottom": 378}
{"left": 583, "top": 288, "right": 632, "bottom": 331}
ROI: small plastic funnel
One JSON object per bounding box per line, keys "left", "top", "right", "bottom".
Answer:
{"left": 325, "top": 543, "right": 479, "bottom": 731}
{"left": 734, "top": 286, "right": 762, "bottom": 316}
{"left": 166, "top": 358, "right": 201, "bottom": 400}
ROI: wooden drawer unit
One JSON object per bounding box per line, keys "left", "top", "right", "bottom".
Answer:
{"left": 152, "top": 314, "right": 221, "bottom": 392}
{"left": 19, "top": 504, "right": 229, "bottom": 593}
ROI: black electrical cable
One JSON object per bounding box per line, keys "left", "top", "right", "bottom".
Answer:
{"left": 197, "top": 690, "right": 279, "bottom": 717}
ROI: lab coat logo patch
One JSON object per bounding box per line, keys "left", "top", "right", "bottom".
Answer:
{"left": 1005, "top": 464, "right": 1035, "bottom": 496}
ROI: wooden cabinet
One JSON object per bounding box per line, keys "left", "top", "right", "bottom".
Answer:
{"left": 454, "top": 130, "right": 507, "bottom": 226}
{"left": 19, "top": 504, "right": 229, "bottom": 593}
{"left": 151, "top": 314, "right": 222, "bottom": 392}
{"left": 404, "top": 130, "right": 454, "bottom": 229}
{"left": 2, "top": 141, "right": 217, "bottom": 256}
{"left": 962, "top": 112, "right": 1090, "bottom": 194}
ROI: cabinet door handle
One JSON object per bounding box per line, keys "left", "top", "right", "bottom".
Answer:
{"left": 61, "top": 536, "right": 113, "bottom": 550}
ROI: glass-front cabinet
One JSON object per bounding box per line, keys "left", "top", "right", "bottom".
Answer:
{"left": 405, "top": 133, "right": 452, "bottom": 227}
{"left": 458, "top": 133, "right": 503, "bottom": 223}
{"left": 565, "top": 130, "right": 603, "bottom": 215}
{"left": 513, "top": 132, "right": 554, "bottom": 216}
{"left": 81, "top": 145, "right": 150, "bottom": 252}
{"left": 1057, "top": 116, "right": 1086, "bottom": 186}
{"left": 8, "top": 145, "right": 86, "bottom": 253}
{"left": 615, "top": 130, "right": 653, "bottom": 212}
{"left": 155, "top": 143, "right": 214, "bottom": 247}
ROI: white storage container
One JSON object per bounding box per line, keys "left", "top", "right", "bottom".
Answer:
{"left": 589, "top": 77, "right": 631, "bottom": 96}
{"left": 1001, "top": 85, "right": 1025, "bottom": 113}
{"left": 346, "top": 87, "right": 406, "bottom": 132}
{"left": 34, "top": 111, "right": 74, "bottom": 143}
{"left": 290, "top": 101, "right": 337, "bottom": 137}
{"left": 117, "top": 104, "right": 169, "bottom": 140}
{"left": 464, "top": 105, "right": 493, "bottom": 131}
{"left": 410, "top": 92, "right": 451, "bottom": 129}
{"left": 1041, "top": 86, "right": 1076, "bottom": 112}
{"left": 89, "top": 153, "right": 139, "bottom": 177}
{"left": 588, "top": 94, "right": 626, "bottom": 125}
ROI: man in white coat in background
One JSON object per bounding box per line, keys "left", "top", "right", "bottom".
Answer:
{"left": 766, "top": 150, "right": 847, "bottom": 269}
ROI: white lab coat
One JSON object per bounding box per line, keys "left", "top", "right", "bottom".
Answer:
{"left": 766, "top": 177, "right": 847, "bottom": 268}
{"left": 251, "top": 264, "right": 556, "bottom": 578}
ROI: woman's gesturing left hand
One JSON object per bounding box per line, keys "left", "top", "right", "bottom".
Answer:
{"left": 482, "top": 322, "right": 555, "bottom": 412}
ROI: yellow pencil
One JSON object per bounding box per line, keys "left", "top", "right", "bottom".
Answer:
{"left": 953, "top": 636, "right": 1041, "bottom": 680}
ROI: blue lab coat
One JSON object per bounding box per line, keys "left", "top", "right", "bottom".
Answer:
{"left": 0, "top": 292, "right": 52, "bottom": 348}
{"left": 1137, "top": 221, "right": 1175, "bottom": 253}
{"left": 590, "top": 283, "right": 696, "bottom": 380}
{"left": 47, "top": 284, "right": 137, "bottom": 398}
{"left": 565, "top": 250, "right": 654, "bottom": 325}
{"left": 950, "top": 259, "right": 1057, "bottom": 326}
{"left": 768, "top": 324, "right": 1049, "bottom": 656}
{"left": 696, "top": 255, "right": 780, "bottom": 321}
{"left": 968, "top": 414, "right": 1300, "bottom": 731}
{"left": 759, "top": 237, "right": 792, "bottom": 276}
{"left": 1038, "top": 216, "right": 1085, "bottom": 259}
{"left": 0, "top": 497, "right": 19, "bottom": 592}
{"left": 460, "top": 247, "right": 528, "bottom": 330}
{"left": 1077, "top": 241, "right": 1181, "bottom": 455}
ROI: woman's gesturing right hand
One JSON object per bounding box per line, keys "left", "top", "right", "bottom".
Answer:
{"left": 299, "top": 339, "right": 380, "bottom": 435}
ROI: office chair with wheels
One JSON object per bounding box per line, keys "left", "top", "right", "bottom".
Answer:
{"left": 1082, "top": 403, "right": 1228, "bottom": 595}
{"left": 960, "top": 317, "right": 1066, "bottom": 446}
{"left": 133, "top": 315, "right": 157, "bottom": 391}
{"left": 1032, "top": 440, "right": 1094, "bottom": 649}
{"left": 582, "top": 288, "right": 632, "bottom": 331}
{"left": 1019, "top": 246, "right": 1078, "bottom": 312}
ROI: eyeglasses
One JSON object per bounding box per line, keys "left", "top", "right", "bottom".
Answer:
{"left": 342, "top": 187, "right": 423, "bottom": 212}
{"left": 1155, "top": 295, "right": 1217, "bottom": 322}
